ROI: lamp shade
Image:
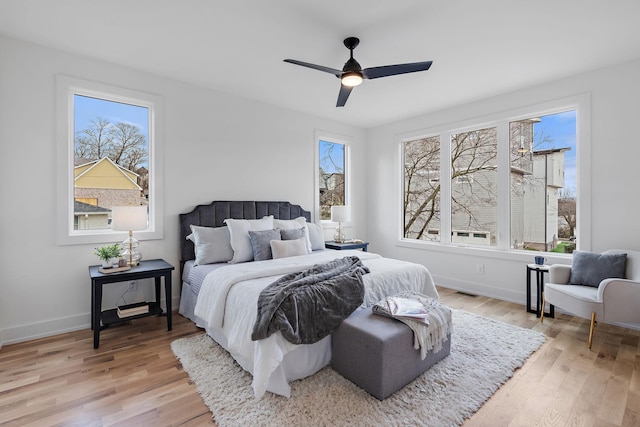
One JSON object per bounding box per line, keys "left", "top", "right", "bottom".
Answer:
{"left": 331, "top": 205, "right": 351, "bottom": 223}
{"left": 111, "top": 206, "right": 147, "bottom": 231}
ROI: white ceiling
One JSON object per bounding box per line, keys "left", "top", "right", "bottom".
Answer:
{"left": 1, "top": 1, "right": 639, "bottom": 128}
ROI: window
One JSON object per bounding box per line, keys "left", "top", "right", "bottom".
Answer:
{"left": 401, "top": 95, "right": 587, "bottom": 254}
{"left": 510, "top": 111, "right": 576, "bottom": 252}
{"left": 56, "top": 76, "right": 164, "bottom": 245}
{"left": 403, "top": 136, "right": 440, "bottom": 241}
{"left": 451, "top": 127, "right": 497, "bottom": 247}
{"left": 316, "top": 133, "right": 349, "bottom": 221}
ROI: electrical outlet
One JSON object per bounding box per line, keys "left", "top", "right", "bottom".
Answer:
{"left": 475, "top": 264, "right": 484, "bottom": 274}
{"left": 128, "top": 281, "right": 138, "bottom": 291}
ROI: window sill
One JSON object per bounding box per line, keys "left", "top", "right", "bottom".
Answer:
{"left": 396, "top": 238, "right": 572, "bottom": 264}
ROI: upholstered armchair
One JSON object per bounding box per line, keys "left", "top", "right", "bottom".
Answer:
{"left": 541, "top": 249, "right": 640, "bottom": 349}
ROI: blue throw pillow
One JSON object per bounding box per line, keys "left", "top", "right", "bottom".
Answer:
{"left": 569, "top": 251, "right": 627, "bottom": 288}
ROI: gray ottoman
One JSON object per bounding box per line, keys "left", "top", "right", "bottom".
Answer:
{"left": 331, "top": 306, "right": 451, "bottom": 400}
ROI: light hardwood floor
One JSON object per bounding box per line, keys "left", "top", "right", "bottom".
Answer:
{"left": 1, "top": 287, "right": 639, "bottom": 426}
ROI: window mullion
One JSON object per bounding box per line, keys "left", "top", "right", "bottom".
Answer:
{"left": 496, "top": 121, "right": 510, "bottom": 250}
{"left": 440, "top": 132, "right": 452, "bottom": 245}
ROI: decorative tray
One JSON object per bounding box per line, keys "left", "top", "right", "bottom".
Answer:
{"left": 98, "top": 266, "right": 132, "bottom": 274}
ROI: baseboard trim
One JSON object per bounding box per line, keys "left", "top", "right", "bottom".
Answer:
{"left": 434, "top": 275, "right": 640, "bottom": 331}
{"left": 2, "top": 295, "right": 181, "bottom": 346}
{"left": 434, "top": 275, "right": 523, "bottom": 305}
{"left": 3, "top": 313, "right": 90, "bottom": 346}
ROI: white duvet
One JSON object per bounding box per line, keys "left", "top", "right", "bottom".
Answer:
{"left": 193, "top": 250, "right": 438, "bottom": 398}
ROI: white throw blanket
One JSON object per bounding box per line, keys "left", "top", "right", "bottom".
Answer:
{"left": 193, "top": 250, "right": 439, "bottom": 398}
{"left": 373, "top": 291, "right": 452, "bottom": 359}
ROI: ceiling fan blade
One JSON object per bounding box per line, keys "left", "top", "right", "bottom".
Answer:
{"left": 336, "top": 84, "right": 353, "bottom": 107}
{"left": 284, "top": 59, "right": 342, "bottom": 77}
{"left": 362, "top": 61, "right": 433, "bottom": 80}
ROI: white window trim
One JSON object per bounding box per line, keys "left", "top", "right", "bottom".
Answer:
{"left": 56, "top": 75, "right": 164, "bottom": 245}
{"left": 314, "top": 129, "right": 351, "bottom": 225}
{"left": 396, "top": 93, "right": 591, "bottom": 257}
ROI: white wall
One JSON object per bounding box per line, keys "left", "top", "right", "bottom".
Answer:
{"left": 366, "top": 58, "right": 640, "bottom": 304}
{"left": 0, "top": 36, "right": 366, "bottom": 344}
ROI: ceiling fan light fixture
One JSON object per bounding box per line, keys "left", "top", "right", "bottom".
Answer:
{"left": 285, "top": 36, "right": 432, "bottom": 106}
{"left": 341, "top": 72, "right": 363, "bottom": 87}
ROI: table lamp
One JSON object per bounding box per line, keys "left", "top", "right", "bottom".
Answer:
{"left": 331, "top": 205, "right": 351, "bottom": 243}
{"left": 111, "top": 205, "right": 147, "bottom": 266}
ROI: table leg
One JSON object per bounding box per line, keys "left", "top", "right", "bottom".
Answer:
{"left": 536, "top": 270, "right": 544, "bottom": 318}
{"left": 526, "top": 267, "right": 535, "bottom": 314}
{"left": 154, "top": 276, "right": 161, "bottom": 313}
{"left": 93, "top": 283, "right": 102, "bottom": 349}
{"left": 165, "top": 273, "right": 172, "bottom": 331}
{"left": 90, "top": 280, "right": 95, "bottom": 331}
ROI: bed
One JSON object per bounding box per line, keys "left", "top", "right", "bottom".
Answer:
{"left": 178, "top": 200, "right": 439, "bottom": 398}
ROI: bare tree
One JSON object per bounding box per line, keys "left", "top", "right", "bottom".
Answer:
{"left": 403, "top": 128, "right": 499, "bottom": 240}
{"left": 74, "top": 118, "right": 113, "bottom": 160}
{"left": 109, "top": 122, "right": 147, "bottom": 168}
{"left": 450, "top": 128, "right": 498, "bottom": 237}
{"left": 558, "top": 189, "right": 577, "bottom": 238}
{"left": 404, "top": 136, "right": 440, "bottom": 239}
{"left": 319, "top": 142, "right": 345, "bottom": 220}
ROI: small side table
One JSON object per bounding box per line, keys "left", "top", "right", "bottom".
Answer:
{"left": 526, "top": 263, "right": 555, "bottom": 318}
{"left": 89, "top": 259, "right": 174, "bottom": 349}
{"left": 325, "top": 241, "right": 369, "bottom": 252}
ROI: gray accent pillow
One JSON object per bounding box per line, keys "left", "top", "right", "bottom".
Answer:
{"left": 569, "top": 251, "right": 627, "bottom": 287}
{"left": 280, "top": 227, "right": 305, "bottom": 241}
{"left": 189, "top": 225, "right": 234, "bottom": 265}
{"left": 248, "top": 229, "right": 281, "bottom": 261}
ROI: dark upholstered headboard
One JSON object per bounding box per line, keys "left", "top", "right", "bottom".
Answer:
{"left": 179, "top": 200, "right": 311, "bottom": 268}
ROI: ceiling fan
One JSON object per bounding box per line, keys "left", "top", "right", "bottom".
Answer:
{"left": 284, "top": 37, "right": 433, "bottom": 107}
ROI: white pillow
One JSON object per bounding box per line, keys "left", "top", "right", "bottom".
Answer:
{"left": 306, "top": 222, "right": 326, "bottom": 251}
{"left": 189, "top": 225, "right": 234, "bottom": 265}
{"left": 224, "top": 216, "right": 274, "bottom": 263}
{"left": 273, "top": 217, "right": 312, "bottom": 252}
{"left": 270, "top": 237, "right": 309, "bottom": 259}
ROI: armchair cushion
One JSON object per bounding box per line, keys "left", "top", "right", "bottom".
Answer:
{"left": 549, "top": 264, "right": 572, "bottom": 285}
{"left": 569, "top": 251, "right": 627, "bottom": 288}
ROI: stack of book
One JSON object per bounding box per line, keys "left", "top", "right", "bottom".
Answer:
{"left": 117, "top": 302, "right": 149, "bottom": 318}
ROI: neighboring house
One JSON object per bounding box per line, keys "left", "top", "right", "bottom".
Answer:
{"left": 74, "top": 200, "right": 110, "bottom": 230}
{"left": 522, "top": 148, "right": 570, "bottom": 251}
{"left": 449, "top": 147, "right": 568, "bottom": 249}
{"left": 74, "top": 157, "right": 145, "bottom": 229}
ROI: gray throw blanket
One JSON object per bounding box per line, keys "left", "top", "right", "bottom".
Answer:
{"left": 251, "top": 256, "right": 369, "bottom": 344}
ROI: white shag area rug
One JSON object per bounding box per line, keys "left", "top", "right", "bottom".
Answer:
{"left": 171, "top": 309, "right": 545, "bottom": 427}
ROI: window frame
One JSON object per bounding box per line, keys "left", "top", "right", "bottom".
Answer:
{"left": 397, "top": 93, "right": 590, "bottom": 256}
{"left": 56, "top": 75, "right": 164, "bottom": 245}
{"left": 314, "top": 130, "right": 351, "bottom": 224}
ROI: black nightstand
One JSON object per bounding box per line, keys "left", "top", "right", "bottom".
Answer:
{"left": 325, "top": 241, "right": 369, "bottom": 252}
{"left": 89, "top": 259, "right": 174, "bottom": 349}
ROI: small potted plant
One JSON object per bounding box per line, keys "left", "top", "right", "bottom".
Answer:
{"left": 94, "top": 243, "right": 122, "bottom": 268}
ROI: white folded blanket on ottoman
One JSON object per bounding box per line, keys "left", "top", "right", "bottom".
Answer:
{"left": 372, "top": 291, "right": 452, "bottom": 359}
